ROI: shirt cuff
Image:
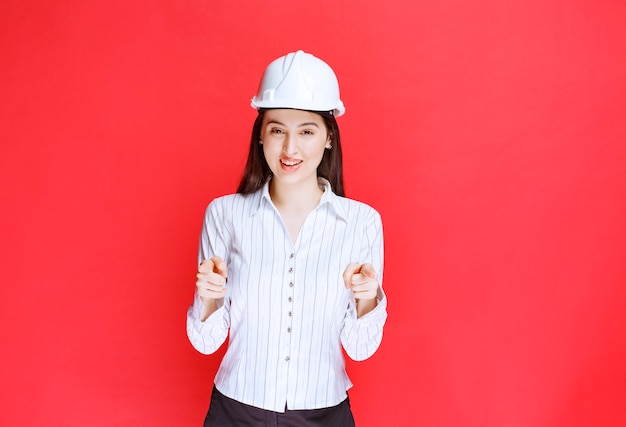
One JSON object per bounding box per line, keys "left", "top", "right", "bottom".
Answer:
{"left": 191, "top": 292, "right": 226, "bottom": 324}
{"left": 348, "top": 289, "right": 388, "bottom": 323}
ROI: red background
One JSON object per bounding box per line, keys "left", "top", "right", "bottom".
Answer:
{"left": 1, "top": 1, "right": 626, "bottom": 426}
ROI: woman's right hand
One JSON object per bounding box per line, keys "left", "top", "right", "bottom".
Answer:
{"left": 196, "top": 256, "right": 228, "bottom": 320}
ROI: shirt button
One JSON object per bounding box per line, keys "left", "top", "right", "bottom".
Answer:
{"left": 289, "top": 281, "right": 294, "bottom": 287}
{"left": 287, "top": 327, "right": 292, "bottom": 333}
{"left": 288, "top": 297, "right": 292, "bottom": 302}
{"left": 285, "top": 356, "right": 290, "bottom": 362}
{"left": 289, "top": 253, "right": 294, "bottom": 259}
{"left": 288, "top": 311, "right": 292, "bottom": 317}
{"left": 288, "top": 267, "right": 293, "bottom": 273}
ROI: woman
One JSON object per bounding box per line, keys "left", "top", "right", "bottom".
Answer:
{"left": 187, "top": 50, "right": 387, "bottom": 426}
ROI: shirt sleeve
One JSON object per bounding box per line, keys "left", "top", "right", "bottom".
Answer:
{"left": 186, "top": 199, "right": 231, "bottom": 355}
{"left": 341, "top": 209, "right": 388, "bottom": 361}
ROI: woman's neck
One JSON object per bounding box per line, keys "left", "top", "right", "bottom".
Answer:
{"left": 269, "top": 177, "right": 323, "bottom": 214}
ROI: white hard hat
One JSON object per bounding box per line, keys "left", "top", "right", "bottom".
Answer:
{"left": 251, "top": 50, "right": 345, "bottom": 117}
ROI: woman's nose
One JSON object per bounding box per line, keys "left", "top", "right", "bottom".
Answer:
{"left": 282, "top": 134, "right": 298, "bottom": 155}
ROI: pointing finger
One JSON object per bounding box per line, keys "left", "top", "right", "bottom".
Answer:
{"left": 210, "top": 256, "right": 228, "bottom": 278}
{"left": 359, "top": 263, "right": 377, "bottom": 279}
{"left": 199, "top": 256, "right": 228, "bottom": 278}
{"left": 198, "top": 258, "right": 215, "bottom": 273}
{"left": 343, "top": 263, "right": 360, "bottom": 288}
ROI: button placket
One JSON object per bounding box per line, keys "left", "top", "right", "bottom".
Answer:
{"left": 285, "top": 252, "right": 295, "bottom": 362}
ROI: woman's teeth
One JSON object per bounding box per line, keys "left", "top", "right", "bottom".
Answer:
{"left": 281, "top": 160, "right": 302, "bottom": 166}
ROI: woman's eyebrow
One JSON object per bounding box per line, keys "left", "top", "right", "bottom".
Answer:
{"left": 298, "top": 122, "right": 320, "bottom": 128}
{"left": 266, "top": 120, "right": 320, "bottom": 128}
{"left": 266, "top": 119, "right": 286, "bottom": 126}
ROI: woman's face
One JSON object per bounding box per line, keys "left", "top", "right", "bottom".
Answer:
{"left": 260, "top": 109, "right": 330, "bottom": 187}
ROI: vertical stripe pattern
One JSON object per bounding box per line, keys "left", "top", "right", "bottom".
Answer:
{"left": 186, "top": 178, "right": 387, "bottom": 412}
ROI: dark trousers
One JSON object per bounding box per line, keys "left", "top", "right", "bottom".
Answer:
{"left": 204, "top": 386, "right": 356, "bottom": 427}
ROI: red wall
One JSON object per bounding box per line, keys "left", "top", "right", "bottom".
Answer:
{"left": 1, "top": 1, "right": 625, "bottom": 426}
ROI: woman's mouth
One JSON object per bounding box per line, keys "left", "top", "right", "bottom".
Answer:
{"left": 280, "top": 159, "right": 303, "bottom": 171}
{"left": 280, "top": 159, "right": 303, "bottom": 166}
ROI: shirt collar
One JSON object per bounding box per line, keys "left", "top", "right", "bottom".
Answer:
{"left": 251, "top": 177, "right": 347, "bottom": 221}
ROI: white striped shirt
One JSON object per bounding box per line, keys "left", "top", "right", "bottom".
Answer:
{"left": 186, "top": 178, "right": 387, "bottom": 412}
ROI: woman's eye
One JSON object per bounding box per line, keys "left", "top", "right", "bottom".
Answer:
{"left": 302, "top": 130, "right": 314, "bottom": 135}
{"left": 270, "top": 128, "right": 284, "bottom": 135}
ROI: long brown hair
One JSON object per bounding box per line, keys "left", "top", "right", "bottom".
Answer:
{"left": 236, "top": 110, "right": 345, "bottom": 196}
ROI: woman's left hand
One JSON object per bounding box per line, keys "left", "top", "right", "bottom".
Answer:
{"left": 343, "top": 263, "right": 379, "bottom": 302}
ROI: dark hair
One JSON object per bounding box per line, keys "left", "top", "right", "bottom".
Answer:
{"left": 236, "top": 110, "right": 345, "bottom": 196}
